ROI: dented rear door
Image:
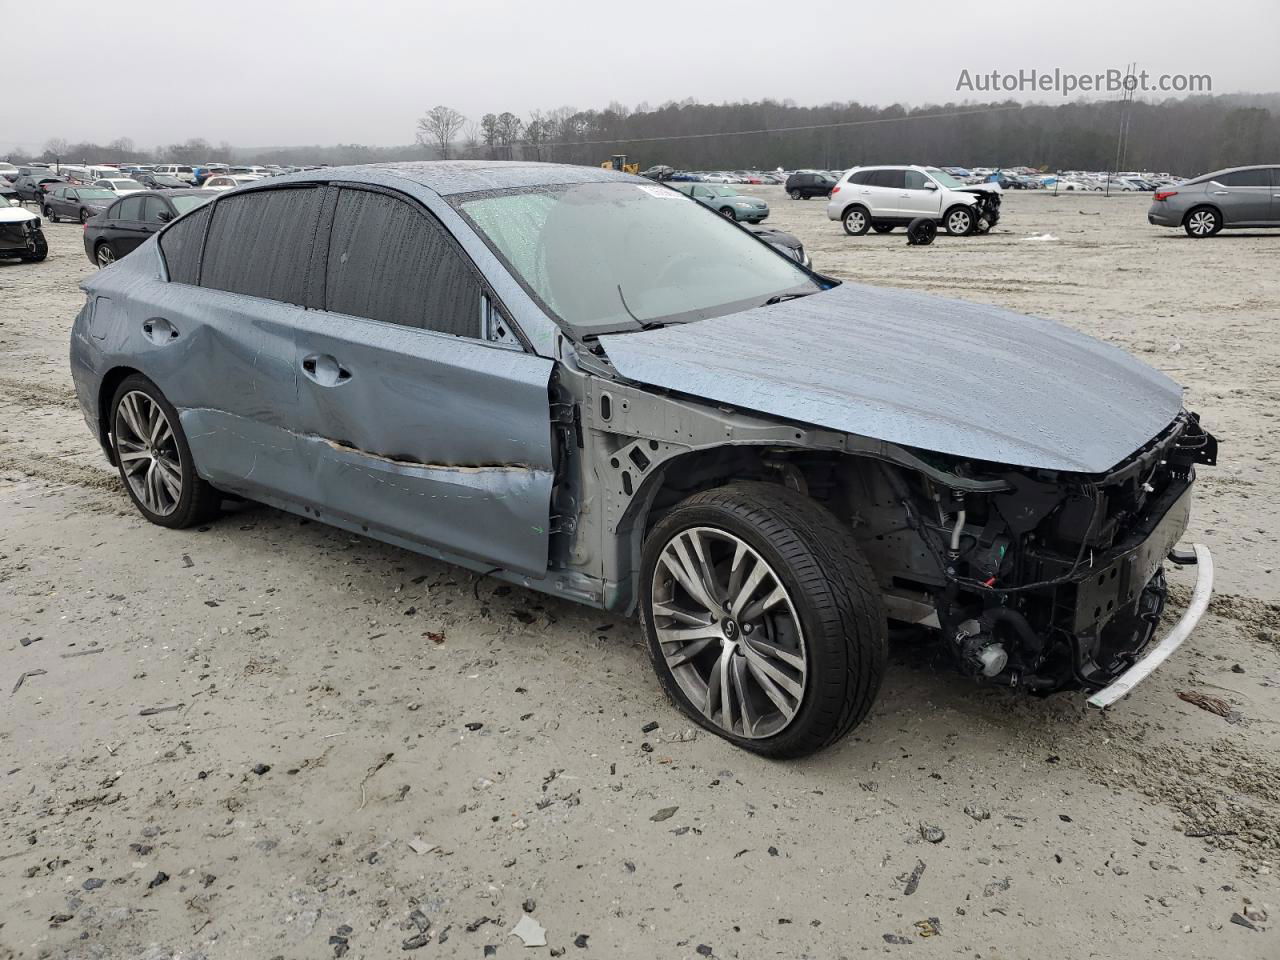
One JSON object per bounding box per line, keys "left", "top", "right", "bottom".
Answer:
{"left": 286, "top": 185, "right": 557, "bottom": 577}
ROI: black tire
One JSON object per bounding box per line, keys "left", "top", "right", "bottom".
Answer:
{"left": 906, "top": 217, "right": 937, "bottom": 245}
{"left": 108, "top": 373, "right": 221, "bottom": 528}
{"left": 943, "top": 205, "right": 975, "bottom": 236}
{"left": 20, "top": 231, "right": 48, "bottom": 262}
{"left": 789, "top": 189, "right": 801, "bottom": 200}
{"left": 841, "top": 205, "right": 870, "bottom": 236}
{"left": 79, "top": 208, "right": 92, "bottom": 224}
{"left": 719, "top": 206, "right": 737, "bottom": 221}
{"left": 640, "top": 481, "right": 887, "bottom": 758}
{"left": 43, "top": 206, "right": 57, "bottom": 223}
{"left": 871, "top": 223, "right": 895, "bottom": 234}
{"left": 1184, "top": 206, "right": 1222, "bottom": 238}
{"left": 94, "top": 242, "right": 117, "bottom": 267}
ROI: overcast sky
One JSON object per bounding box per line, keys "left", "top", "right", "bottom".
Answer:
{"left": 4, "top": 0, "right": 1277, "bottom": 153}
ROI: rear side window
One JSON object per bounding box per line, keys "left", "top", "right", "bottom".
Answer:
{"left": 1214, "top": 168, "right": 1270, "bottom": 187}
{"left": 158, "top": 204, "right": 212, "bottom": 285}
{"left": 847, "top": 170, "right": 871, "bottom": 185}
{"left": 325, "top": 188, "right": 480, "bottom": 337}
{"left": 200, "top": 187, "right": 323, "bottom": 306}
{"left": 117, "top": 196, "right": 145, "bottom": 220}
{"left": 869, "top": 169, "right": 906, "bottom": 189}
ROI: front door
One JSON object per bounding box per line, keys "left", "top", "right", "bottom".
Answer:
{"left": 288, "top": 185, "right": 557, "bottom": 577}
{"left": 900, "top": 170, "right": 943, "bottom": 218}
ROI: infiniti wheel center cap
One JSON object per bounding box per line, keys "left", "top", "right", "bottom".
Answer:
{"left": 722, "top": 619, "right": 739, "bottom": 641}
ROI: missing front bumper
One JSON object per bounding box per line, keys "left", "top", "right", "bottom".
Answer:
{"left": 1086, "top": 543, "right": 1213, "bottom": 709}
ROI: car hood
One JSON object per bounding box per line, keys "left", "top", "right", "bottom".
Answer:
{"left": 957, "top": 182, "right": 1003, "bottom": 195}
{"left": 598, "top": 283, "right": 1183, "bottom": 474}
{"left": 0, "top": 205, "right": 37, "bottom": 224}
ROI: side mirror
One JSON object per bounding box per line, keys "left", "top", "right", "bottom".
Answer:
{"left": 922, "top": 182, "right": 938, "bottom": 190}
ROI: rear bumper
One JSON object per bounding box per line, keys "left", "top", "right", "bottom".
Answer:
{"left": 1147, "top": 207, "right": 1178, "bottom": 226}
{"left": 1087, "top": 543, "right": 1213, "bottom": 708}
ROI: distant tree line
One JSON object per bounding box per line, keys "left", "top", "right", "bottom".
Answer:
{"left": 424, "top": 94, "right": 1279, "bottom": 175}
{"left": 10, "top": 94, "right": 1277, "bottom": 176}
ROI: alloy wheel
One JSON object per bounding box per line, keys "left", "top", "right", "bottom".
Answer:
{"left": 1188, "top": 210, "right": 1216, "bottom": 236}
{"left": 947, "top": 210, "right": 972, "bottom": 234}
{"left": 844, "top": 210, "right": 866, "bottom": 233}
{"left": 114, "top": 390, "right": 183, "bottom": 516}
{"left": 96, "top": 244, "right": 115, "bottom": 267}
{"left": 650, "top": 526, "right": 807, "bottom": 739}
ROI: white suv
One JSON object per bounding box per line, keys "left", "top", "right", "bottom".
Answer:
{"left": 153, "top": 164, "right": 196, "bottom": 183}
{"left": 826, "top": 165, "right": 1001, "bottom": 237}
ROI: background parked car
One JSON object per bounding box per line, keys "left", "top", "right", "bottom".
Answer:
{"left": 94, "top": 178, "right": 147, "bottom": 196}
{"left": 152, "top": 164, "right": 196, "bottom": 183}
{"left": 202, "top": 174, "right": 263, "bottom": 191}
{"left": 134, "top": 173, "right": 189, "bottom": 190}
{"left": 0, "top": 161, "right": 19, "bottom": 182}
{"left": 828, "top": 165, "right": 1001, "bottom": 236}
{"left": 1148, "top": 164, "right": 1280, "bottom": 237}
{"left": 83, "top": 189, "right": 217, "bottom": 266}
{"left": 44, "top": 184, "right": 118, "bottom": 223}
{"left": 667, "top": 182, "right": 769, "bottom": 222}
{"left": 0, "top": 202, "right": 48, "bottom": 261}
{"left": 12, "top": 173, "right": 67, "bottom": 203}
{"left": 0, "top": 179, "right": 19, "bottom": 205}
{"left": 784, "top": 171, "right": 836, "bottom": 199}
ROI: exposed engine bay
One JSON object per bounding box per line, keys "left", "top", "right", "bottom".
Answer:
{"left": 844, "top": 411, "right": 1216, "bottom": 693}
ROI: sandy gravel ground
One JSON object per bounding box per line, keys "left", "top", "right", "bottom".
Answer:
{"left": 2, "top": 190, "right": 1278, "bottom": 960}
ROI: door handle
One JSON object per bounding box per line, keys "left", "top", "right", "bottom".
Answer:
{"left": 141, "top": 318, "right": 179, "bottom": 344}
{"left": 1211, "top": 190, "right": 1229, "bottom": 195}
{"left": 301, "top": 353, "right": 352, "bottom": 387}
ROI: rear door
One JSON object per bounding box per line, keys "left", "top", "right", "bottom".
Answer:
{"left": 112, "top": 195, "right": 151, "bottom": 253}
{"left": 287, "top": 184, "right": 557, "bottom": 577}
{"left": 153, "top": 186, "right": 318, "bottom": 500}
{"left": 1209, "top": 168, "right": 1272, "bottom": 223}
{"left": 868, "top": 169, "right": 906, "bottom": 217}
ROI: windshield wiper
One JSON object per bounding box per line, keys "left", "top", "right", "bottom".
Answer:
{"left": 764, "top": 291, "right": 815, "bottom": 306}
{"left": 616, "top": 284, "right": 666, "bottom": 330}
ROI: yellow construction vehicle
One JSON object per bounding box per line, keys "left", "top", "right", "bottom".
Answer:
{"left": 601, "top": 154, "right": 640, "bottom": 175}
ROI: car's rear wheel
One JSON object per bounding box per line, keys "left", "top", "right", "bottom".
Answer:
{"left": 1184, "top": 206, "right": 1222, "bottom": 238}
{"left": 842, "top": 206, "right": 870, "bottom": 236}
{"left": 640, "top": 482, "right": 887, "bottom": 758}
{"left": 944, "top": 205, "right": 975, "bottom": 235}
{"left": 872, "top": 223, "right": 894, "bottom": 234}
{"left": 109, "top": 374, "right": 220, "bottom": 528}
{"left": 95, "top": 242, "right": 116, "bottom": 267}
{"left": 789, "top": 189, "right": 801, "bottom": 200}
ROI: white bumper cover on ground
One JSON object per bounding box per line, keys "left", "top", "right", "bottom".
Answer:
{"left": 1087, "top": 543, "right": 1214, "bottom": 709}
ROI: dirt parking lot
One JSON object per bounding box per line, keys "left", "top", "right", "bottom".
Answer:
{"left": 2, "top": 189, "right": 1278, "bottom": 960}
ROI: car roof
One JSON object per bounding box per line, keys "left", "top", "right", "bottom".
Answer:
{"left": 259, "top": 160, "right": 638, "bottom": 198}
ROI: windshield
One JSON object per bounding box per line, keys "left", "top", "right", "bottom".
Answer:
{"left": 79, "top": 188, "right": 117, "bottom": 200}
{"left": 926, "top": 169, "right": 965, "bottom": 188}
{"left": 170, "top": 194, "right": 215, "bottom": 214}
{"left": 455, "top": 181, "right": 818, "bottom": 335}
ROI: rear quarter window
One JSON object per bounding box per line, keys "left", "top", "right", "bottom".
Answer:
{"left": 158, "top": 204, "right": 212, "bottom": 285}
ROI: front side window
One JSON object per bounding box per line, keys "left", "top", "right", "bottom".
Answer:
{"left": 326, "top": 188, "right": 480, "bottom": 337}
{"left": 455, "top": 181, "right": 819, "bottom": 336}
{"left": 78, "top": 188, "right": 117, "bottom": 201}
{"left": 904, "top": 170, "right": 930, "bottom": 190}
{"left": 142, "top": 196, "right": 170, "bottom": 223}
{"left": 170, "top": 194, "right": 214, "bottom": 215}
{"left": 200, "top": 187, "right": 322, "bottom": 305}
{"left": 927, "top": 169, "right": 966, "bottom": 188}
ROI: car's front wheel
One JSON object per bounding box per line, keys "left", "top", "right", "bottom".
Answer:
{"left": 109, "top": 374, "right": 220, "bottom": 528}
{"left": 842, "top": 206, "right": 870, "bottom": 236}
{"left": 44, "top": 206, "right": 57, "bottom": 223}
{"left": 789, "top": 189, "right": 801, "bottom": 200}
{"left": 640, "top": 482, "right": 887, "bottom": 757}
{"left": 1184, "top": 206, "right": 1222, "bottom": 238}
{"left": 944, "top": 205, "right": 975, "bottom": 235}
{"left": 719, "top": 206, "right": 737, "bottom": 221}
{"left": 79, "top": 208, "right": 92, "bottom": 224}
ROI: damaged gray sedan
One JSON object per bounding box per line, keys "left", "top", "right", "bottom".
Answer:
{"left": 69, "top": 162, "right": 1218, "bottom": 757}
